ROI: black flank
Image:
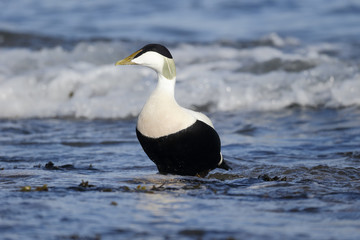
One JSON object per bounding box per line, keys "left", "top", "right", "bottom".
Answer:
{"left": 136, "top": 120, "right": 223, "bottom": 177}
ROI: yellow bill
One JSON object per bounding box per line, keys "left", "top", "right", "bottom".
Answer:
{"left": 115, "top": 49, "right": 142, "bottom": 66}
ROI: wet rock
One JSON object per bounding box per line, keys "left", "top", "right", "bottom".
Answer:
{"left": 258, "top": 174, "right": 287, "bottom": 181}
{"left": 44, "top": 161, "right": 74, "bottom": 170}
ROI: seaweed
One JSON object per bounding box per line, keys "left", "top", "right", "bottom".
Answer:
{"left": 101, "top": 188, "right": 113, "bottom": 192}
{"left": 20, "top": 184, "right": 48, "bottom": 192}
{"left": 136, "top": 185, "right": 147, "bottom": 191}
{"left": 39, "top": 161, "right": 98, "bottom": 171}
{"left": 20, "top": 186, "right": 32, "bottom": 192}
{"left": 79, "top": 180, "right": 96, "bottom": 188}
{"left": 67, "top": 180, "right": 96, "bottom": 191}
{"left": 35, "top": 184, "right": 49, "bottom": 191}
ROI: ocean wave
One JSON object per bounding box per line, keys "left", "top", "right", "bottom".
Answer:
{"left": 0, "top": 36, "right": 359, "bottom": 119}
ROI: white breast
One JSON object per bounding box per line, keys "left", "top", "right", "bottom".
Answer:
{"left": 137, "top": 91, "right": 197, "bottom": 138}
{"left": 136, "top": 62, "right": 214, "bottom": 139}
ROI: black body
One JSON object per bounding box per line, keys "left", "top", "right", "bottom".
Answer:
{"left": 136, "top": 120, "right": 223, "bottom": 177}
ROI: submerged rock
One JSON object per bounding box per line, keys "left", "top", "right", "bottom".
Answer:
{"left": 258, "top": 174, "right": 287, "bottom": 181}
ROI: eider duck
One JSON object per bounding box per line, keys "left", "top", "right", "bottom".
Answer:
{"left": 116, "top": 44, "right": 231, "bottom": 177}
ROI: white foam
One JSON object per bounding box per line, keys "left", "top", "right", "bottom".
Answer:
{"left": 260, "top": 33, "right": 300, "bottom": 47}
{"left": 0, "top": 39, "right": 359, "bottom": 119}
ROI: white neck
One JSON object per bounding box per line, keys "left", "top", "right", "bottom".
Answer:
{"left": 137, "top": 74, "right": 196, "bottom": 138}
{"left": 154, "top": 74, "right": 176, "bottom": 98}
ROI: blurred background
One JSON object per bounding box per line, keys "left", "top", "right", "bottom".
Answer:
{"left": 1, "top": 0, "right": 360, "bottom": 44}
{"left": 0, "top": 0, "right": 360, "bottom": 118}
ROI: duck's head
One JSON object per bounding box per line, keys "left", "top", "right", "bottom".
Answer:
{"left": 116, "top": 44, "right": 176, "bottom": 80}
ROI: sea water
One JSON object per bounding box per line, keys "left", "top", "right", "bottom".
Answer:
{"left": 1, "top": 0, "right": 360, "bottom": 239}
